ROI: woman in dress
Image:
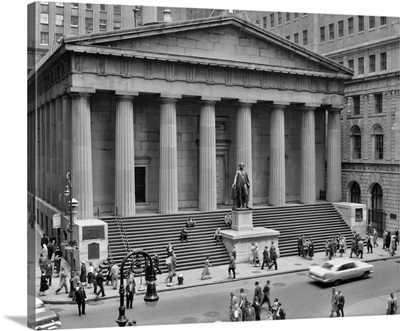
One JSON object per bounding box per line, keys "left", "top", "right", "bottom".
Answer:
{"left": 80, "top": 261, "right": 87, "bottom": 286}
{"left": 39, "top": 271, "right": 49, "bottom": 296}
{"left": 87, "top": 261, "right": 94, "bottom": 289}
{"left": 200, "top": 256, "right": 212, "bottom": 280}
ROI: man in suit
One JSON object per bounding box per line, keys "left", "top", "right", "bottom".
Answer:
{"left": 268, "top": 241, "right": 278, "bottom": 270}
{"left": 253, "top": 281, "right": 262, "bottom": 303}
{"left": 228, "top": 254, "right": 236, "bottom": 279}
{"left": 337, "top": 291, "right": 345, "bottom": 317}
{"left": 73, "top": 283, "right": 87, "bottom": 316}
{"left": 95, "top": 270, "right": 106, "bottom": 298}
{"left": 261, "top": 280, "right": 271, "bottom": 310}
{"left": 261, "top": 246, "right": 270, "bottom": 270}
{"left": 125, "top": 278, "right": 136, "bottom": 309}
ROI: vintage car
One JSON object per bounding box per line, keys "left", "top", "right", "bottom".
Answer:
{"left": 308, "top": 258, "right": 374, "bottom": 286}
{"left": 27, "top": 296, "right": 61, "bottom": 330}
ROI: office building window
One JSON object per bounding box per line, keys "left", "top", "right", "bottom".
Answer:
{"left": 358, "top": 16, "right": 364, "bottom": 32}
{"left": 350, "top": 182, "right": 361, "bottom": 203}
{"left": 320, "top": 26, "right": 325, "bottom": 43}
{"left": 55, "top": 2, "right": 64, "bottom": 6}
{"left": 71, "top": 2, "right": 79, "bottom": 8}
{"left": 353, "top": 96, "right": 360, "bottom": 115}
{"left": 85, "top": 4, "right": 92, "bottom": 10}
{"left": 99, "top": 19, "right": 107, "bottom": 30}
{"left": 114, "top": 5, "right": 121, "bottom": 14}
{"left": 278, "top": 12, "right": 282, "bottom": 25}
{"left": 40, "top": 32, "right": 49, "bottom": 45}
{"left": 348, "top": 17, "right": 354, "bottom": 35}
{"left": 55, "top": 14, "right": 64, "bottom": 26}
{"left": 373, "top": 126, "right": 384, "bottom": 160}
{"left": 113, "top": 21, "right": 121, "bottom": 30}
{"left": 303, "top": 13, "right": 308, "bottom": 17}
{"left": 294, "top": 13, "right": 299, "bottom": 19}
{"left": 380, "top": 17, "right": 387, "bottom": 26}
{"left": 348, "top": 59, "right": 354, "bottom": 70}
{"left": 100, "top": 4, "right": 106, "bottom": 12}
{"left": 85, "top": 17, "right": 93, "bottom": 33}
{"left": 358, "top": 57, "right": 364, "bottom": 75}
{"left": 369, "top": 16, "right": 375, "bottom": 29}
{"left": 41, "top": 2, "right": 49, "bottom": 12}
{"left": 303, "top": 30, "right": 308, "bottom": 46}
{"left": 270, "top": 13, "right": 275, "bottom": 28}
{"left": 369, "top": 55, "right": 376, "bottom": 73}
{"left": 40, "top": 13, "right": 49, "bottom": 24}
{"left": 374, "top": 94, "right": 383, "bottom": 113}
{"left": 294, "top": 33, "right": 299, "bottom": 43}
{"left": 351, "top": 126, "right": 362, "bottom": 159}
{"left": 380, "top": 52, "right": 387, "bottom": 70}
{"left": 71, "top": 16, "right": 79, "bottom": 27}
{"left": 338, "top": 20, "right": 344, "bottom": 38}
{"left": 262, "top": 16, "right": 267, "bottom": 28}
{"left": 329, "top": 23, "right": 334, "bottom": 40}
{"left": 286, "top": 13, "right": 290, "bottom": 23}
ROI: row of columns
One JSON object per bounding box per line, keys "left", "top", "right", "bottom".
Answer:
{"left": 35, "top": 90, "right": 342, "bottom": 219}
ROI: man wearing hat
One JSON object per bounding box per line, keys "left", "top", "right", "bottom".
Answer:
{"left": 125, "top": 277, "right": 136, "bottom": 309}
{"left": 73, "top": 283, "right": 87, "bottom": 316}
{"left": 239, "top": 288, "right": 248, "bottom": 321}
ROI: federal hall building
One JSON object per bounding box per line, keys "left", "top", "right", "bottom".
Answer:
{"left": 28, "top": 14, "right": 355, "bottom": 237}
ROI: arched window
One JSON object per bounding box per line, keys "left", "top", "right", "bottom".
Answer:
{"left": 351, "top": 126, "right": 361, "bottom": 159}
{"left": 371, "top": 183, "right": 383, "bottom": 211}
{"left": 372, "top": 125, "right": 384, "bottom": 160}
{"left": 350, "top": 182, "right": 361, "bottom": 203}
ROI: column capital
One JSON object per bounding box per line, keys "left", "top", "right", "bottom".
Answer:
{"left": 160, "top": 93, "right": 181, "bottom": 100}
{"left": 327, "top": 107, "right": 343, "bottom": 114}
{"left": 270, "top": 102, "right": 289, "bottom": 111}
{"left": 237, "top": 99, "right": 257, "bottom": 105}
{"left": 67, "top": 87, "right": 95, "bottom": 95}
{"left": 200, "top": 96, "right": 221, "bottom": 102}
{"left": 115, "top": 90, "right": 139, "bottom": 98}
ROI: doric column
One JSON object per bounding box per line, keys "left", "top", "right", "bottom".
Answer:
{"left": 55, "top": 97, "right": 63, "bottom": 209}
{"left": 300, "top": 105, "right": 317, "bottom": 204}
{"left": 327, "top": 108, "right": 342, "bottom": 202}
{"left": 49, "top": 99, "right": 57, "bottom": 206}
{"left": 62, "top": 94, "right": 72, "bottom": 206}
{"left": 236, "top": 100, "right": 255, "bottom": 208}
{"left": 38, "top": 105, "right": 44, "bottom": 200}
{"left": 159, "top": 96, "right": 180, "bottom": 214}
{"left": 199, "top": 99, "right": 218, "bottom": 211}
{"left": 115, "top": 93, "right": 137, "bottom": 217}
{"left": 269, "top": 103, "right": 287, "bottom": 206}
{"left": 69, "top": 89, "right": 95, "bottom": 219}
{"left": 45, "top": 102, "right": 51, "bottom": 202}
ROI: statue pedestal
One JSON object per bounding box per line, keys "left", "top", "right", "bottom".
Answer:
{"left": 221, "top": 208, "right": 280, "bottom": 263}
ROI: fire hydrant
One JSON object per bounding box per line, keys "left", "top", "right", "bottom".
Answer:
{"left": 177, "top": 274, "right": 184, "bottom": 285}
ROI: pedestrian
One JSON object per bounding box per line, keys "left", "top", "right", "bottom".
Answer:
{"left": 325, "top": 239, "right": 330, "bottom": 258}
{"left": 214, "top": 228, "right": 222, "bottom": 244}
{"left": 261, "top": 246, "right": 270, "bottom": 269}
{"left": 337, "top": 291, "right": 345, "bottom": 317}
{"left": 153, "top": 252, "right": 162, "bottom": 275}
{"left": 303, "top": 238, "right": 309, "bottom": 259}
{"left": 47, "top": 240, "right": 54, "bottom": 261}
{"left": 229, "top": 292, "right": 238, "bottom": 321}
{"left": 72, "top": 271, "right": 80, "bottom": 292}
{"left": 179, "top": 227, "right": 188, "bottom": 242}
{"left": 200, "top": 256, "right": 212, "bottom": 280}
{"left": 297, "top": 235, "right": 304, "bottom": 256}
{"left": 276, "top": 302, "right": 286, "bottom": 320}
{"left": 253, "top": 281, "right": 262, "bottom": 303}
{"left": 38, "top": 252, "right": 47, "bottom": 274}
{"left": 367, "top": 221, "right": 372, "bottom": 235}
{"left": 186, "top": 216, "right": 196, "bottom": 228}
{"left": 53, "top": 246, "right": 62, "bottom": 276}
{"left": 261, "top": 280, "right": 271, "bottom": 310}
{"left": 350, "top": 237, "right": 358, "bottom": 258}
{"left": 253, "top": 243, "right": 260, "bottom": 266}
{"left": 271, "top": 298, "right": 279, "bottom": 318}
{"left": 87, "top": 262, "right": 94, "bottom": 289}
{"left": 231, "top": 246, "right": 237, "bottom": 260}
{"left": 239, "top": 288, "right": 248, "bottom": 321}
{"left": 171, "top": 251, "right": 177, "bottom": 275}
{"left": 80, "top": 261, "right": 87, "bottom": 286}
{"left": 111, "top": 262, "right": 120, "bottom": 289}
{"left": 252, "top": 297, "right": 262, "bottom": 321}
{"left": 357, "top": 238, "right": 364, "bottom": 258}
{"left": 44, "top": 258, "right": 53, "bottom": 287}
{"left": 41, "top": 233, "right": 49, "bottom": 248}
{"left": 55, "top": 267, "right": 69, "bottom": 295}
{"left": 328, "top": 239, "right": 334, "bottom": 260}
{"left": 125, "top": 278, "right": 136, "bottom": 309}
{"left": 395, "top": 227, "right": 399, "bottom": 247}
{"left": 372, "top": 229, "right": 379, "bottom": 248}
{"left": 366, "top": 233, "right": 373, "bottom": 253}
{"left": 166, "top": 243, "right": 174, "bottom": 257}
{"left": 93, "top": 269, "right": 98, "bottom": 294}
{"left": 228, "top": 254, "right": 236, "bottom": 279}
{"left": 39, "top": 271, "right": 49, "bottom": 296}
{"left": 224, "top": 213, "right": 232, "bottom": 226}
{"left": 73, "top": 283, "right": 87, "bottom": 316}
{"left": 385, "top": 231, "right": 391, "bottom": 251}
{"left": 165, "top": 256, "right": 174, "bottom": 283}
{"left": 386, "top": 293, "right": 398, "bottom": 315}
{"left": 330, "top": 288, "right": 340, "bottom": 317}
{"left": 106, "top": 259, "right": 112, "bottom": 285}
{"left": 268, "top": 241, "right": 278, "bottom": 270}
{"left": 95, "top": 270, "right": 106, "bottom": 298}
{"left": 243, "top": 301, "right": 255, "bottom": 321}
{"left": 232, "top": 304, "right": 242, "bottom": 322}
{"left": 250, "top": 242, "right": 255, "bottom": 264}
{"left": 41, "top": 244, "right": 48, "bottom": 262}
{"left": 339, "top": 237, "right": 345, "bottom": 257}
{"left": 390, "top": 234, "right": 396, "bottom": 256}
{"left": 308, "top": 240, "right": 315, "bottom": 260}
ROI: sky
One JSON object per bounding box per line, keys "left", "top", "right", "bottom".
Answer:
{"left": 0, "top": 1, "right": 399, "bottom": 331}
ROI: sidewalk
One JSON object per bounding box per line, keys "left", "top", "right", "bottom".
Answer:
{"left": 36, "top": 227, "right": 399, "bottom": 312}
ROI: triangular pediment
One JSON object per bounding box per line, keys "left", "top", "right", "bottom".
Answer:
{"left": 63, "top": 15, "right": 352, "bottom": 77}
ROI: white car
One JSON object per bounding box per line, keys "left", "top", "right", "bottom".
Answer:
{"left": 308, "top": 258, "right": 374, "bottom": 286}
{"left": 27, "top": 296, "right": 61, "bottom": 330}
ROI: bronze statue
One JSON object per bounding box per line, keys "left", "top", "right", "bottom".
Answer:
{"left": 232, "top": 163, "right": 250, "bottom": 208}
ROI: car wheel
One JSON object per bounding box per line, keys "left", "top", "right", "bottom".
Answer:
{"left": 362, "top": 271, "right": 369, "bottom": 279}
{"left": 333, "top": 279, "right": 341, "bottom": 286}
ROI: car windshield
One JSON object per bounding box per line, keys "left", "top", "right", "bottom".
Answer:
{"left": 322, "top": 263, "right": 334, "bottom": 270}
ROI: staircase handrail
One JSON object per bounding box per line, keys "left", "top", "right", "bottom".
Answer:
{"left": 115, "top": 207, "right": 131, "bottom": 255}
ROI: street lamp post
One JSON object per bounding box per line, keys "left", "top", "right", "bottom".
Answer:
{"left": 116, "top": 249, "right": 159, "bottom": 327}
{"left": 64, "top": 172, "right": 76, "bottom": 299}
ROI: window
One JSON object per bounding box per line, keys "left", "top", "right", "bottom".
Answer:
{"left": 85, "top": 17, "right": 93, "bottom": 33}
{"left": 374, "top": 94, "right": 383, "bottom": 113}
{"left": 55, "top": 2, "right": 63, "bottom": 6}
{"left": 380, "top": 52, "right": 387, "bottom": 70}
{"left": 294, "top": 13, "right": 299, "bottom": 20}
{"left": 278, "top": 12, "right": 282, "bottom": 25}
{"left": 100, "top": 4, "right": 106, "bottom": 12}
{"left": 114, "top": 5, "right": 121, "bottom": 14}
{"left": 71, "top": 2, "right": 79, "bottom": 8}
{"left": 338, "top": 20, "right": 344, "bottom": 38}
{"left": 270, "top": 13, "right": 275, "bottom": 28}
{"left": 85, "top": 4, "right": 92, "bottom": 10}
{"left": 70, "top": 16, "right": 79, "bottom": 27}
{"left": 358, "top": 16, "right": 364, "bottom": 32}
{"left": 40, "top": 32, "right": 49, "bottom": 45}
{"left": 55, "top": 14, "right": 64, "bottom": 26}
{"left": 113, "top": 21, "right": 121, "bottom": 30}
{"left": 99, "top": 19, "right": 107, "bottom": 30}
{"left": 353, "top": 96, "right": 360, "bottom": 115}
{"left": 350, "top": 182, "right": 361, "bottom": 203}
{"left": 294, "top": 33, "right": 299, "bottom": 44}
{"left": 135, "top": 167, "right": 146, "bottom": 203}
{"left": 373, "top": 126, "right": 384, "bottom": 160}
{"left": 380, "top": 17, "right": 387, "bottom": 26}
{"left": 369, "top": 55, "right": 376, "bottom": 73}
{"left": 303, "top": 13, "right": 308, "bottom": 17}
{"left": 320, "top": 26, "right": 325, "bottom": 43}
{"left": 329, "top": 23, "right": 334, "bottom": 40}
{"left": 303, "top": 30, "right": 308, "bottom": 45}
{"left": 348, "top": 59, "right": 354, "bottom": 70}
{"left": 348, "top": 17, "right": 354, "bottom": 35}
{"left": 369, "top": 16, "right": 375, "bottom": 29}
{"left": 286, "top": 13, "right": 290, "bottom": 23}
{"left": 262, "top": 16, "right": 267, "bottom": 28}
{"left": 351, "top": 126, "right": 362, "bottom": 159}
{"left": 40, "top": 13, "right": 49, "bottom": 24}
{"left": 358, "top": 57, "right": 364, "bottom": 75}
